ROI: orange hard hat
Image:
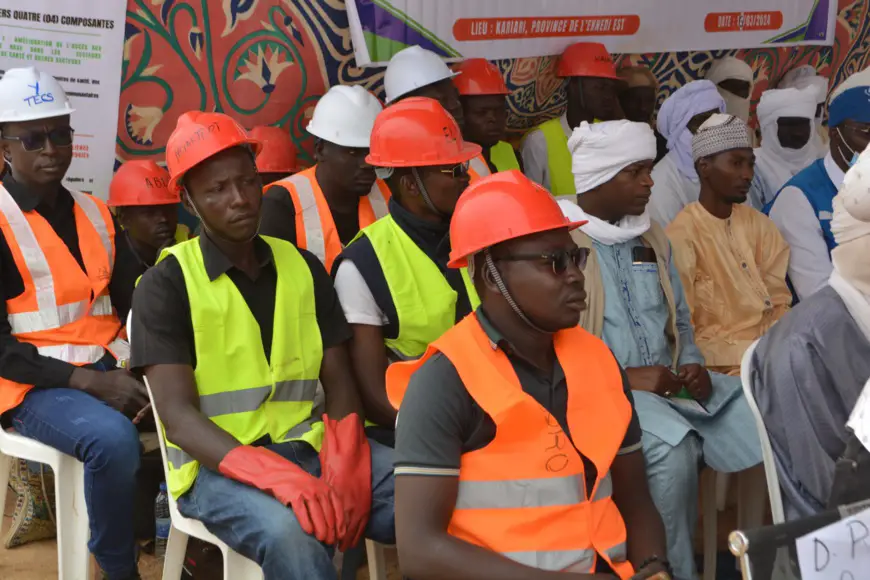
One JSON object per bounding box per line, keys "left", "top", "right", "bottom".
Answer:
{"left": 557, "top": 42, "right": 620, "bottom": 79}
{"left": 447, "top": 170, "right": 586, "bottom": 268}
{"left": 166, "top": 111, "right": 262, "bottom": 193}
{"left": 108, "top": 160, "right": 180, "bottom": 207}
{"left": 452, "top": 59, "right": 510, "bottom": 96}
{"left": 248, "top": 125, "right": 299, "bottom": 173}
{"left": 366, "top": 97, "right": 481, "bottom": 167}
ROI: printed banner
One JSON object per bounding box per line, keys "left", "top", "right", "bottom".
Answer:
{"left": 0, "top": 2, "right": 127, "bottom": 198}
{"left": 346, "top": 0, "right": 838, "bottom": 66}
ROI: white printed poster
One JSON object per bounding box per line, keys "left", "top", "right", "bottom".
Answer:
{"left": 0, "top": 2, "right": 127, "bottom": 199}
{"left": 346, "top": 0, "right": 838, "bottom": 66}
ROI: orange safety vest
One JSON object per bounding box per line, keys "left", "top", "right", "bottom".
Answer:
{"left": 387, "top": 313, "right": 635, "bottom": 578}
{"left": 468, "top": 154, "right": 492, "bottom": 182}
{"left": 0, "top": 186, "right": 126, "bottom": 415}
{"left": 272, "top": 166, "right": 391, "bottom": 271}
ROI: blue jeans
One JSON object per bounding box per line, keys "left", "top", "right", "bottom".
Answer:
{"left": 7, "top": 387, "right": 141, "bottom": 580}
{"left": 177, "top": 439, "right": 396, "bottom": 580}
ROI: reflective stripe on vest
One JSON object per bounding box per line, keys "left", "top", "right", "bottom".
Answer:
{"left": 490, "top": 141, "right": 521, "bottom": 172}
{"left": 350, "top": 215, "right": 480, "bottom": 360}
{"left": 277, "top": 167, "right": 391, "bottom": 271}
{"left": 159, "top": 236, "right": 324, "bottom": 499}
{"left": 0, "top": 186, "right": 123, "bottom": 415}
{"left": 386, "top": 314, "right": 634, "bottom": 578}
{"left": 535, "top": 118, "right": 576, "bottom": 197}
{"left": 468, "top": 154, "right": 492, "bottom": 182}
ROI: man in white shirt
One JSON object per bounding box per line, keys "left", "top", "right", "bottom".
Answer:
{"left": 765, "top": 69, "right": 870, "bottom": 302}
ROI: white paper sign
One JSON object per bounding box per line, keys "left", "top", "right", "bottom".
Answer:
{"left": 0, "top": 2, "right": 128, "bottom": 199}
{"left": 797, "top": 507, "right": 870, "bottom": 580}
{"left": 847, "top": 378, "right": 870, "bottom": 454}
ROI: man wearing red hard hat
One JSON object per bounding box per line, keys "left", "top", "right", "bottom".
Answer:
{"left": 248, "top": 125, "right": 302, "bottom": 184}
{"left": 131, "top": 111, "right": 395, "bottom": 578}
{"left": 388, "top": 170, "right": 670, "bottom": 580}
{"left": 522, "top": 42, "right": 625, "bottom": 198}
{"left": 453, "top": 58, "right": 524, "bottom": 175}
{"left": 107, "top": 160, "right": 190, "bottom": 321}
{"left": 333, "top": 97, "right": 481, "bottom": 447}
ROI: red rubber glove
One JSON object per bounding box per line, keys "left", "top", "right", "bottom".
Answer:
{"left": 320, "top": 413, "right": 372, "bottom": 552}
{"left": 218, "top": 445, "right": 346, "bottom": 545}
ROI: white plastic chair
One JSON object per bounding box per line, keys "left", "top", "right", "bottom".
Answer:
{"left": 740, "top": 338, "right": 785, "bottom": 524}
{"left": 129, "top": 313, "right": 388, "bottom": 580}
{"left": 0, "top": 428, "right": 92, "bottom": 579}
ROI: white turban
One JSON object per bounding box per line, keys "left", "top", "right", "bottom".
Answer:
{"left": 568, "top": 120, "right": 657, "bottom": 194}
{"left": 779, "top": 65, "right": 828, "bottom": 105}
{"left": 757, "top": 87, "right": 817, "bottom": 129}
{"left": 706, "top": 56, "right": 754, "bottom": 122}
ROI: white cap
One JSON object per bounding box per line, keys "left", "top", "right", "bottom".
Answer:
{"left": 306, "top": 85, "right": 383, "bottom": 148}
{"left": 384, "top": 45, "right": 458, "bottom": 104}
{"left": 0, "top": 67, "right": 75, "bottom": 124}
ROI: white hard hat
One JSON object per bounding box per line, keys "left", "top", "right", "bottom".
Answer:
{"left": 307, "top": 85, "right": 383, "bottom": 148}
{"left": 384, "top": 45, "right": 459, "bottom": 104}
{"left": 0, "top": 68, "right": 75, "bottom": 124}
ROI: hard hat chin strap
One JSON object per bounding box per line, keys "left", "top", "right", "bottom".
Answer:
{"left": 484, "top": 250, "right": 549, "bottom": 334}
{"left": 184, "top": 189, "right": 259, "bottom": 245}
{"left": 411, "top": 167, "right": 450, "bottom": 220}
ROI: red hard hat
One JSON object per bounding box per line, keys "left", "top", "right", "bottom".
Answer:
{"left": 166, "top": 111, "right": 262, "bottom": 193}
{"left": 452, "top": 59, "right": 510, "bottom": 96}
{"left": 366, "top": 97, "right": 481, "bottom": 167}
{"left": 248, "top": 126, "right": 299, "bottom": 173}
{"left": 557, "top": 42, "right": 620, "bottom": 79}
{"left": 108, "top": 160, "right": 180, "bottom": 207}
{"left": 448, "top": 170, "right": 586, "bottom": 268}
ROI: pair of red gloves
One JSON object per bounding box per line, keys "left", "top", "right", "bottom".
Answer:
{"left": 218, "top": 414, "right": 371, "bottom": 550}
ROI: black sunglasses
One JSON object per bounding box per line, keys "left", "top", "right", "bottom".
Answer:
{"left": 496, "top": 247, "right": 590, "bottom": 275}
{"left": 3, "top": 126, "right": 74, "bottom": 152}
{"left": 436, "top": 161, "right": 470, "bottom": 179}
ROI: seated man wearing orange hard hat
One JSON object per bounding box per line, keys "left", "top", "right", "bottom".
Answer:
{"left": 453, "top": 58, "right": 524, "bottom": 174}
{"left": 333, "top": 97, "right": 481, "bottom": 447}
{"left": 522, "top": 42, "right": 625, "bottom": 198}
{"left": 248, "top": 125, "right": 302, "bottom": 184}
{"left": 388, "top": 170, "right": 671, "bottom": 580}
{"left": 259, "top": 85, "right": 389, "bottom": 272}
{"left": 384, "top": 45, "right": 492, "bottom": 181}
{"left": 107, "top": 159, "right": 189, "bottom": 321}
{"left": 131, "top": 111, "right": 395, "bottom": 579}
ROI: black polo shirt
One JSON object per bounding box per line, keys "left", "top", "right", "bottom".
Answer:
{"left": 130, "top": 234, "right": 350, "bottom": 370}
{"left": 394, "top": 308, "right": 643, "bottom": 488}
{"left": 0, "top": 174, "right": 135, "bottom": 389}
{"left": 259, "top": 181, "right": 365, "bottom": 249}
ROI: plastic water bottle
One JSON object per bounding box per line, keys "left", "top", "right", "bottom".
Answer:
{"left": 155, "top": 482, "right": 171, "bottom": 559}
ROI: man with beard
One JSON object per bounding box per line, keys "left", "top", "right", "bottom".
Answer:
{"left": 667, "top": 114, "right": 791, "bottom": 376}
{"left": 259, "top": 85, "right": 388, "bottom": 271}
{"left": 108, "top": 160, "right": 188, "bottom": 321}
{"left": 559, "top": 119, "right": 762, "bottom": 579}
{"left": 522, "top": 42, "right": 625, "bottom": 198}
{"left": 333, "top": 98, "right": 481, "bottom": 446}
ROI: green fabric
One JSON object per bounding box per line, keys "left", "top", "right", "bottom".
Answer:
{"left": 160, "top": 236, "right": 324, "bottom": 498}
{"left": 537, "top": 118, "right": 576, "bottom": 196}
{"left": 490, "top": 141, "right": 520, "bottom": 172}
{"left": 354, "top": 215, "right": 479, "bottom": 360}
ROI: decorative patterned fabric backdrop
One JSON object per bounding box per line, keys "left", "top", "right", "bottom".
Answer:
{"left": 118, "top": 0, "right": 870, "bottom": 169}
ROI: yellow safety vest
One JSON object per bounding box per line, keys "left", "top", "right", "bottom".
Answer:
{"left": 350, "top": 215, "right": 480, "bottom": 361}
{"left": 530, "top": 118, "right": 575, "bottom": 197}
{"left": 175, "top": 224, "right": 191, "bottom": 243}
{"left": 490, "top": 141, "right": 521, "bottom": 172}
{"left": 160, "top": 236, "right": 324, "bottom": 498}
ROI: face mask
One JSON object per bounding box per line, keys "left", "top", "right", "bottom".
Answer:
{"left": 838, "top": 126, "right": 861, "bottom": 168}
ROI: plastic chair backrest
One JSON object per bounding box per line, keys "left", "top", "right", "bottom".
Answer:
{"left": 740, "top": 338, "right": 786, "bottom": 524}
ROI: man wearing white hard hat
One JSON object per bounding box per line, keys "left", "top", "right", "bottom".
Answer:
{"left": 259, "top": 85, "right": 390, "bottom": 272}
{"left": 0, "top": 68, "right": 146, "bottom": 579}
{"left": 751, "top": 146, "right": 870, "bottom": 521}
{"left": 765, "top": 68, "right": 870, "bottom": 302}
{"left": 383, "top": 46, "right": 497, "bottom": 181}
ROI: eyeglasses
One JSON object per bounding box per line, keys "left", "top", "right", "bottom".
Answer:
{"left": 496, "top": 247, "right": 590, "bottom": 275}
{"left": 437, "top": 161, "right": 470, "bottom": 179}
{"left": 2, "top": 126, "right": 74, "bottom": 152}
